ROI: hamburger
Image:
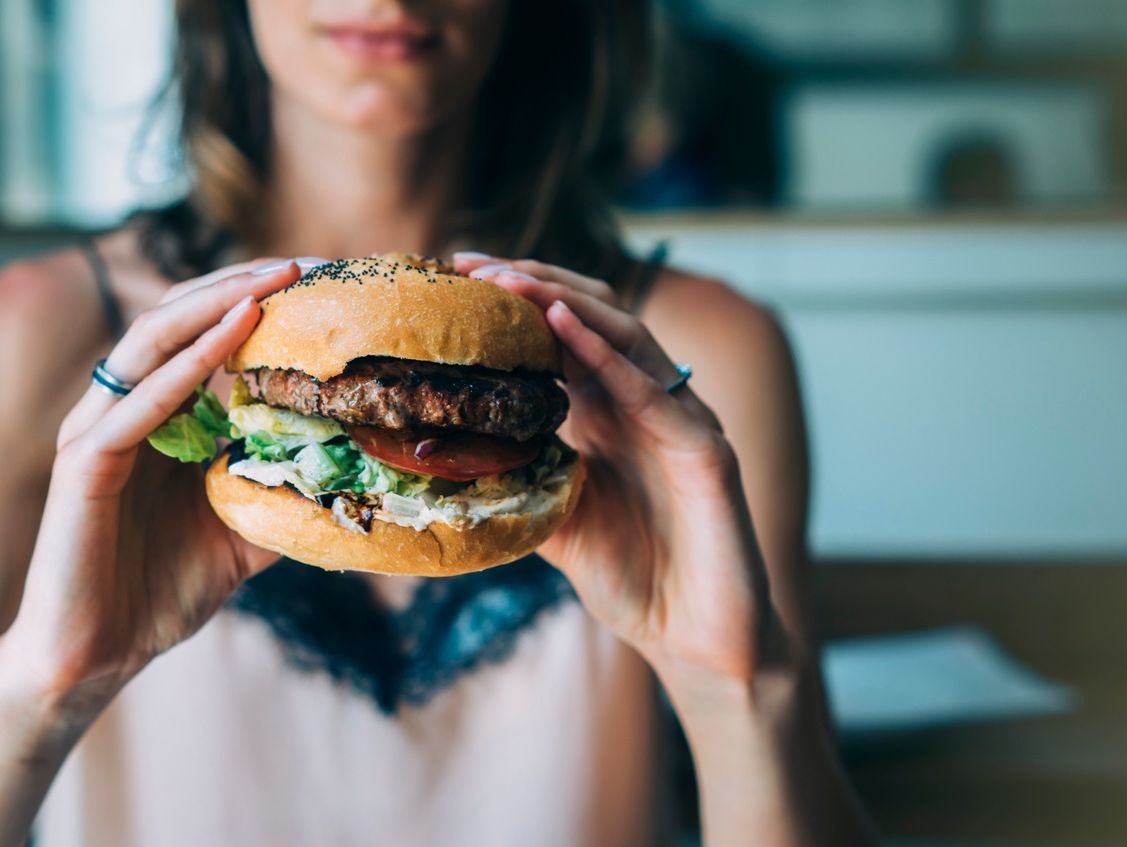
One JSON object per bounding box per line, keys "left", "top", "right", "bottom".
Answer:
{"left": 148, "top": 253, "right": 584, "bottom": 576}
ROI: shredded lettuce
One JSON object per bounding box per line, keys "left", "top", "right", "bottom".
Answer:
{"left": 221, "top": 394, "right": 431, "bottom": 495}
{"left": 243, "top": 431, "right": 289, "bottom": 462}
{"left": 306, "top": 442, "right": 430, "bottom": 496}
{"left": 358, "top": 452, "right": 431, "bottom": 496}
{"left": 292, "top": 443, "right": 344, "bottom": 489}
{"left": 228, "top": 458, "right": 307, "bottom": 493}
{"left": 147, "top": 387, "right": 229, "bottom": 463}
{"left": 230, "top": 443, "right": 430, "bottom": 498}
{"left": 530, "top": 441, "right": 565, "bottom": 484}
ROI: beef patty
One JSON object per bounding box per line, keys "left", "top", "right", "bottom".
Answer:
{"left": 250, "top": 358, "right": 568, "bottom": 442}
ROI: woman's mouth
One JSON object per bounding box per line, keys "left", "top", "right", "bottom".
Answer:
{"left": 322, "top": 21, "right": 439, "bottom": 62}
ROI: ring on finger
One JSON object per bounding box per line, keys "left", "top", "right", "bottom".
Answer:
{"left": 91, "top": 358, "right": 136, "bottom": 398}
{"left": 664, "top": 363, "right": 693, "bottom": 395}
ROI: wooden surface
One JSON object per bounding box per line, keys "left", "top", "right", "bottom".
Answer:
{"left": 814, "top": 561, "right": 1127, "bottom": 846}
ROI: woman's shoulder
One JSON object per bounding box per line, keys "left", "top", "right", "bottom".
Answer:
{"left": 0, "top": 251, "right": 97, "bottom": 453}
{"left": 1, "top": 228, "right": 165, "bottom": 331}
{"left": 0, "top": 246, "right": 105, "bottom": 385}
{"left": 641, "top": 265, "right": 794, "bottom": 375}
{"left": 0, "top": 245, "right": 94, "bottom": 321}
{"left": 0, "top": 229, "right": 166, "bottom": 421}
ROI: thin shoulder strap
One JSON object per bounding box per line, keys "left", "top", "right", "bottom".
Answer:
{"left": 79, "top": 238, "right": 126, "bottom": 341}
{"left": 626, "top": 240, "right": 669, "bottom": 316}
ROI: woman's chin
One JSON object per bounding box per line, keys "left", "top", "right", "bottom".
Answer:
{"left": 310, "top": 86, "right": 448, "bottom": 136}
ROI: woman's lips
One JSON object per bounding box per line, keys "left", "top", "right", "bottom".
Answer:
{"left": 324, "top": 27, "right": 438, "bottom": 61}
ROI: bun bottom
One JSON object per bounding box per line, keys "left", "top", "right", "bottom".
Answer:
{"left": 205, "top": 452, "right": 584, "bottom": 577}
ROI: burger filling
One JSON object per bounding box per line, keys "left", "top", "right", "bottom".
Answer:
{"left": 251, "top": 358, "right": 567, "bottom": 442}
{"left": 147, "top": 360, "right": 575, "bottom": 533}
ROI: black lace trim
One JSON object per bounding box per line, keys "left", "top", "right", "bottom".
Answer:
{"left": 227, "top": 555, "right": 575, "bottom": 714}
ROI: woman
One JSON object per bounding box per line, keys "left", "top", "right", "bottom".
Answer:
{"left": 0, "top": 1, "right": 871, "bottom": 845}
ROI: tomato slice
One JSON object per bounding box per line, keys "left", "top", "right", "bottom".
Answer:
{"left": 348, "top": 427, "right": 540, "bottom": 482}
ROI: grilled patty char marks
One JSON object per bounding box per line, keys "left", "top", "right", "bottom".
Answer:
{"left": 251, "top": 358, "right": 568, "bottom": 442}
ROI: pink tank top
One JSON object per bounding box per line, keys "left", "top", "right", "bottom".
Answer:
{"left": 37, "top": 575, "right": 669, "bottom": 846}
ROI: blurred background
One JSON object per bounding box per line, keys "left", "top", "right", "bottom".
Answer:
{"left": 3, "top": 1, "right": 1127, "bottom": 844}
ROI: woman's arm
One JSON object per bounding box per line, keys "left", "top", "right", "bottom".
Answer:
{"left": 0, "top": 263, "right": 296, "bottom": 846}
{"left": 644, "top": 278, "right": 870, "bottom": 843}
{"left": 655, "top": 624, "right": 871, "bottom": 846}
{"left": 456, "top": 254, "right": 874, "bottom": 846}
{"left": 0, "top": 253, "right": 127, "bottom": 844}
{"left": 0, "top": 638, "right": 95, "bottom": 847}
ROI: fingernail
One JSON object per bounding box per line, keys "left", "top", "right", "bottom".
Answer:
{"left": 251, "top": 259, "right": 295, "bottom": 275}
{"left": 294, "top": 256, "right": 330, "bottom": 270}
{"left": 221, "top": 295, "right": 255, "bottom": 324}
{"left": 497, "top": 270, "right": 538, "bottom": 283}
{"left": 551, "top": 299, "right": 572, "bottom": 314}
{"left": 469, "top": 263, "right": 513, "bottom": 279}
{"left": 453, "top": 251, "right": 491, "bottom": 262}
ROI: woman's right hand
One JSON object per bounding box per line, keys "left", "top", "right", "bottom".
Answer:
{"left": 0, "top": 261, "right": 301, "bottom": 719}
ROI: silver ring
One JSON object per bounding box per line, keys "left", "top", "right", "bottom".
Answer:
{"left": 664, "top": 363, "right": 693, "bottom": 394}
{"left": 91, "top": 358, "right": 136, "bottom": 398}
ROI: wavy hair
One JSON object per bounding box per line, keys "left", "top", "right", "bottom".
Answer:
{"left": 138, "top": 1, "right": 651, "bottom": 283}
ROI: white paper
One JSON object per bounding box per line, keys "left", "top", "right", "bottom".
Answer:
{"left": 823, "top": 626, "right": 1076, "bottom": 734}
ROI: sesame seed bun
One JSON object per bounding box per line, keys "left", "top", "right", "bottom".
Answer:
{"left": 226, "top": 253, "right": 561, "bottom": 381}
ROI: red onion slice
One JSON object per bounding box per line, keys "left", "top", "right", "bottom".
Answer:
{"left": 414, "top": 438, "right": 440, "bottom": 460}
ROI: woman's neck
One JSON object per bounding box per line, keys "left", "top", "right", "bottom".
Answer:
{"left": 260, "top": 98, "right": 468, "bottom": 260}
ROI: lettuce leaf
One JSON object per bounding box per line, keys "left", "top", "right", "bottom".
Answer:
{"left": 229, "top": 374, "right": 254, "bottom": 409}
{"left": 228, "top": 403, "right": 343, "bottom": 448}
{"left": 146, "top": 384, "right": 437, "bottom": 497}
{"left": 151, "top": 385, "right": 434, "bottom": 494}
{"left": 147, "top": 387, "right": 228, "bottom": 463}
{"left": 193, "top": 388, "right": 229, "bottom": 440}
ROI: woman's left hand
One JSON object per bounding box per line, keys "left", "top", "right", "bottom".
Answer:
{"left": 457, "top": 258, "right": 872, "bottom": 846}
{"left": 454, "top": 254, "right": 786, "bottom": 691}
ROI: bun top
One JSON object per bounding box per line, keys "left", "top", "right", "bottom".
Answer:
{"left": 227, "top": 253, "right": 561, "bottom": 380}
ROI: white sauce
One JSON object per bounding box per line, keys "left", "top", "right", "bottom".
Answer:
{"left": 228, "top": 457, "right": 571, "bottom": 534}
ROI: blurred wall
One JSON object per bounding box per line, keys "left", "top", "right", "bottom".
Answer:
{"left": 54, "top": 0, "right": 175, "bottom": 223}
{"left": 0, "top": 0, "right": 174, "bottom": 226}
{"left": 627, "top": 218, "right": 1127, "bottom": 559}
{"left": 785, "top": 82, "right": 1111, "bottom": 208}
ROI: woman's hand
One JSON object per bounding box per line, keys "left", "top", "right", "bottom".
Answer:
{"left": 0, "top": 260, "right": 304, "bottom": 847}
{"left": 454, "top": 254, "right": 782, "bottom": 691}
{"left": 457, "top": 255, "right": 873, "bottom": 846}
{"left": 2, "top": 262, "right": 301, "bottom": 715}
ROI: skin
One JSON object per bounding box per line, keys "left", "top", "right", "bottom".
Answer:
{"left": 0, "top": 1, "right": 872, "bottom": 844}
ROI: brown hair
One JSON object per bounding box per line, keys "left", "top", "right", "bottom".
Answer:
{"left": 138, "top": 1, "right": 651, "bottom": 283}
